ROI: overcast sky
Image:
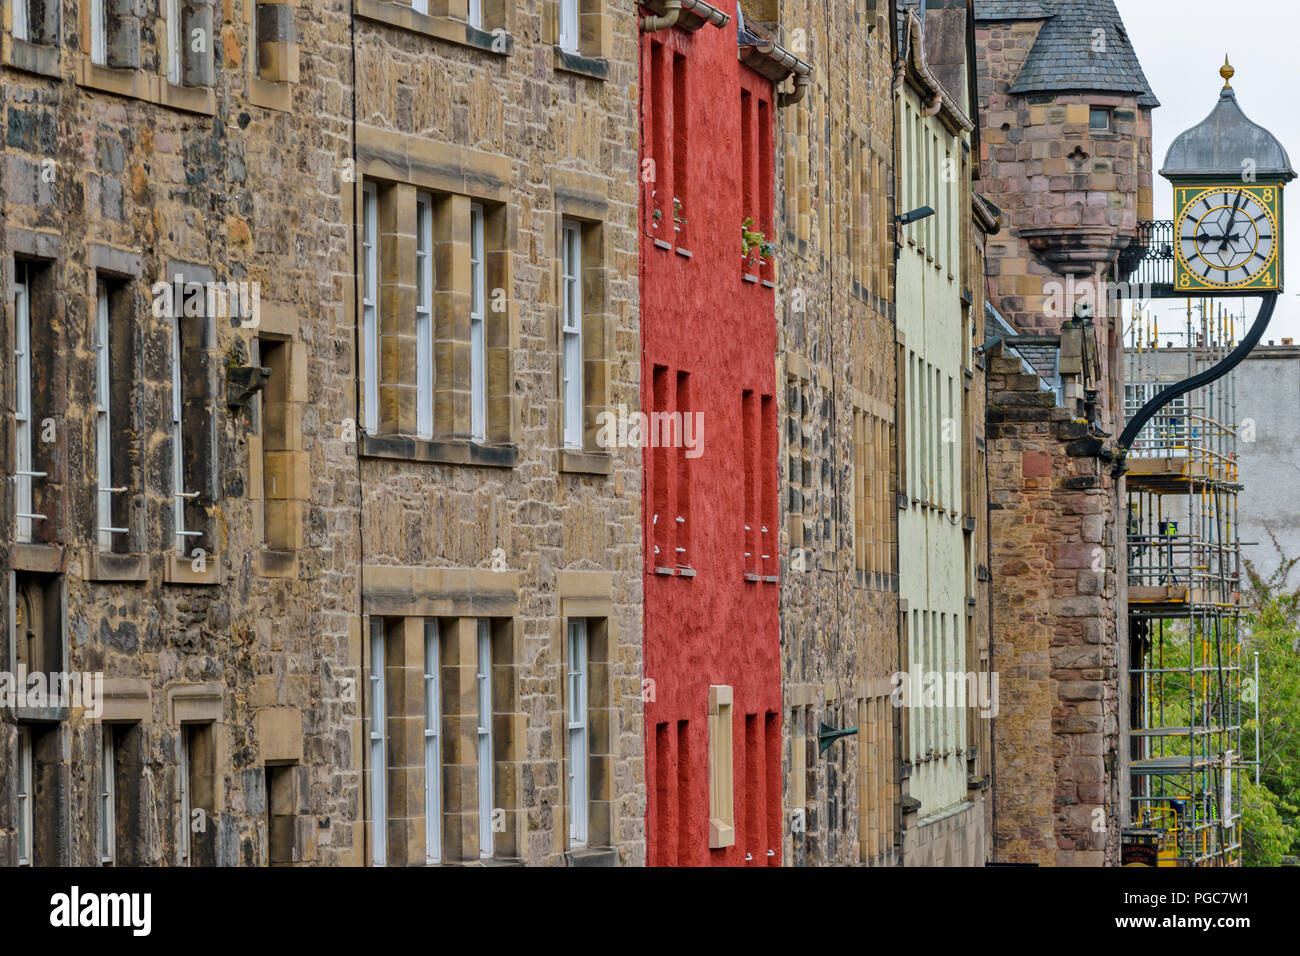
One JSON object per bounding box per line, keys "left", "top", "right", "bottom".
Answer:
{"left": 1115, "top": 0, "right": 1300, "bottom": 342}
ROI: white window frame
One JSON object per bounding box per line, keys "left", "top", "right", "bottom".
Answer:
{"left": 567, "top": 619, "right": 588, "bottom": 846}
{"left": 470, "top": 203, "right": 486, "bottom": 443}
{"left": 467, "top": 0, "right": 482, "bottom": 29}
{"left": 94, "top": 282, "right": 126, "bottom": 552}
{"left": 90, "top": 0, "right": 108, "bottom": 65}
{"left": 362, "top": 183, "right": 380, "bottom": 435}
{"left": 251, "top": 0, "right": 260, "bottom": 77}
{"left": 13, "top": 266, "right": 37, "bottom": 544}
{"left": 411, "top": 0, "right": 429, "bottom": 14}
{"left": 558, "top": 0, "right": 579, "bottom": 54}
{"left": 424, "top": 620, "right": 442, "bottom": 864}
{"left": 476, "top": 618, "right": 494, "bottom": 858}
{"left": 179, "top": 726, "right": 191, "bottom": 865}
{"left": 416, "top": 194, "right": 434, "bottom": 440}
{"left": 171, "top": 313, "right": 199, "bottom": 556}
{"left": 101, "top": 726, "right": 116, "bottom": 865}
{"left": 167, "top": 0, "right": 182, "bottom": 85}
{"left": 561, "top": 221, "right": 583, "bottom": 451}
{"left": 369, "top": 618, "right": 387, "bottom": 866}
{"left": 12, "top": 0, "right": 28, "bottom": 42}
{"left": 16, "top": 727, "right": 32, "bottom": 866}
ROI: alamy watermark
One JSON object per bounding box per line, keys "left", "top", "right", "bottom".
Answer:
{"left": 1, "top": 666, "right": 104, "bottom": 718}
{"left": 151, "top": 274, "right": 261, "bottom": 328}
{"left": 890, "top": 669, "right": 1000, "bottom": 719}
{"left": 595, "top": 404, "right": 705, "bottom": 459}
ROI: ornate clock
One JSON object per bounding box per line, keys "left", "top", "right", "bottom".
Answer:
{"left": 1174, "top": 184, "right": 1279, "bottom": 291}
{"left": 1161, "top": 59, "right": 1294, "bottom": 294}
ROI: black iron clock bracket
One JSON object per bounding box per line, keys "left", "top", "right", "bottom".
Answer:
{"left": 1112, "top": 292, "right": 1278, "bottom": 476}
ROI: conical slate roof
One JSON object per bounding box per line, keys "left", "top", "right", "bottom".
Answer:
{"left": 996, "top": 0, "right": 1159, "bottom": 108}
{"left": 974, "top": 1, "right": 1052, "bottom": 19}
{"left": 1161, "top": 85, "right": 1296, "bottom": 181}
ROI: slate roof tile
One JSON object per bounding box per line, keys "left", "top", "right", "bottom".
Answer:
{"left": 1005, "top": 0, "right": 1159, "bottom": 107}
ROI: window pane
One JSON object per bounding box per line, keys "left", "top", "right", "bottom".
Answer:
{"left": 416, "top": 196, "right": 434, "bottom": 440}
{"left": 476, "top": 619, "right": 493, "bottom": 857}
{"left": 91, "top": 0, "right": 107, "bottom": 64}
{"left": 168, "top": 0, "right": 182, "bottom": 84}
{"left": 424, "top": 620, "right": 441, "bottom": 863}
{"left": 470, "top": 205, "right": 486, "bottom": 442}
{"left": 559, "top": 0, "right": 579, "bottom": 53}
{"left": 369, "top": 618, "right": 387, "bottom": 866}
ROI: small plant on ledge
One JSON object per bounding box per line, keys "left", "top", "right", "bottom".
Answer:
{"left": 673, "top": 197, "right": 687, "bottom": 233}
{"left": 742, "top": 217, "right": 775, "bottom": 264}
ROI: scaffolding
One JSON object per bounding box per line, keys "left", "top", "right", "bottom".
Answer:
{"left": 1122, "top": 300, "right": 1248, "bottom": 866}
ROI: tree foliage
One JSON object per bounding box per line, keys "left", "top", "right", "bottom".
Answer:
{"left": 1240, "top": 530, "right": 1300, "bottom": 864}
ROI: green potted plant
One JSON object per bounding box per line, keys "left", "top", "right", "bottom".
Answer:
{"left": 742, "top": 217, "right": 774, "bottom": 266}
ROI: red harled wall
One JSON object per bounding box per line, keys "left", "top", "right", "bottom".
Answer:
{"left": 639, "top": 2, "right": 782, "bottom": 867}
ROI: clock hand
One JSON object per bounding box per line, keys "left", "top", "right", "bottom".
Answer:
{"left": 1220, "top": 190, "right": 1245, "bottom": 251}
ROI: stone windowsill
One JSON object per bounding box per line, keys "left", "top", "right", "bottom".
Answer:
{"left": 554, "top": 46, "right": 609, "bottom": 81}
{"left": 164, "top": 552, "right": 222, "bottom": 586}
{"left": 6, "top": 703, "right": 69, "bottom": 724}
{"left": 355, "top": 0, "right": 514, "bottom": 56}
{"left": 76, "top": 57, "right": 152, "bottom": 101}
{"left": 257, "top": 548, "right": 299, "bottom": 578}
{"left": 653, "top": 566, "right": 696, "bottom": 578}
{"left": 5, "top": 38, "right": 61, "bottom": 78}
{"left": 248, "top": 75, "right": 294, "bottom": 113}
{"left": 87, "top": 551, "right": 149, "bottom": 583}
{"left": 73, "top": 54, "right": 218, "bottom": 116}
{"left": 559, "top": 450, "right": 612, "bottom": 476}
{"left": 359, "top": 432, "right": 519, "bottom": 468}
{"left": 156, "top": 80, "right": 217, "bottom": 116}
{"left": 568, "top": 847, "right": 617, "bottom": 867}
{"left": 11, "top": 542, "right": 64, "bottom": 574}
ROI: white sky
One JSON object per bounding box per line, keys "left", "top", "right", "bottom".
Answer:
{"left": 1115, "top": 0, "right": 1300, "bottom": 341}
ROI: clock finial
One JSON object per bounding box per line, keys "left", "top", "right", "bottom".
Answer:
{"left": 1221, "top": 55, "right": 1235, "bottom": 89}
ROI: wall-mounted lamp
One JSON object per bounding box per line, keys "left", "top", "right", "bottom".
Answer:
{"left": 896, "top": 205, "right": 936, "bottom": 227}
{"left": 894, "top": 206, "right": 936, "bottom": 262}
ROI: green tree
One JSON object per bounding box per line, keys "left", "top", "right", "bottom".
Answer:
{"left": 1238, "top": 777, "right": 1297, "bottom": 867}
{"left": 1241, "top": 530, "right": 1300, "bottom": 861}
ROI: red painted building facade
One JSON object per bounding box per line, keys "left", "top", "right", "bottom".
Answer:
{"left": 638, "top": 1, "right": 799, "bottom": 866}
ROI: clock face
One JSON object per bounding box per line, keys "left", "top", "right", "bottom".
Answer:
{"left": 1175, "top": 185, "right": 1281, "bottom": 291}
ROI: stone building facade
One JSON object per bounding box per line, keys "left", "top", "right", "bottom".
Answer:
{"left": 893, "top": 1, "right": 995, "bottom": 868}
{"left": 741, "top": 0, "right": 899, "bottom": 869}
{"left": 1, "top": 0, "right": 355, "bottom": 866}
{"left": 975, "top": 0, "right": 1157, "bottom": 865}
{"left": 1, "top": 0, "right": 644, "bottom": 868}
